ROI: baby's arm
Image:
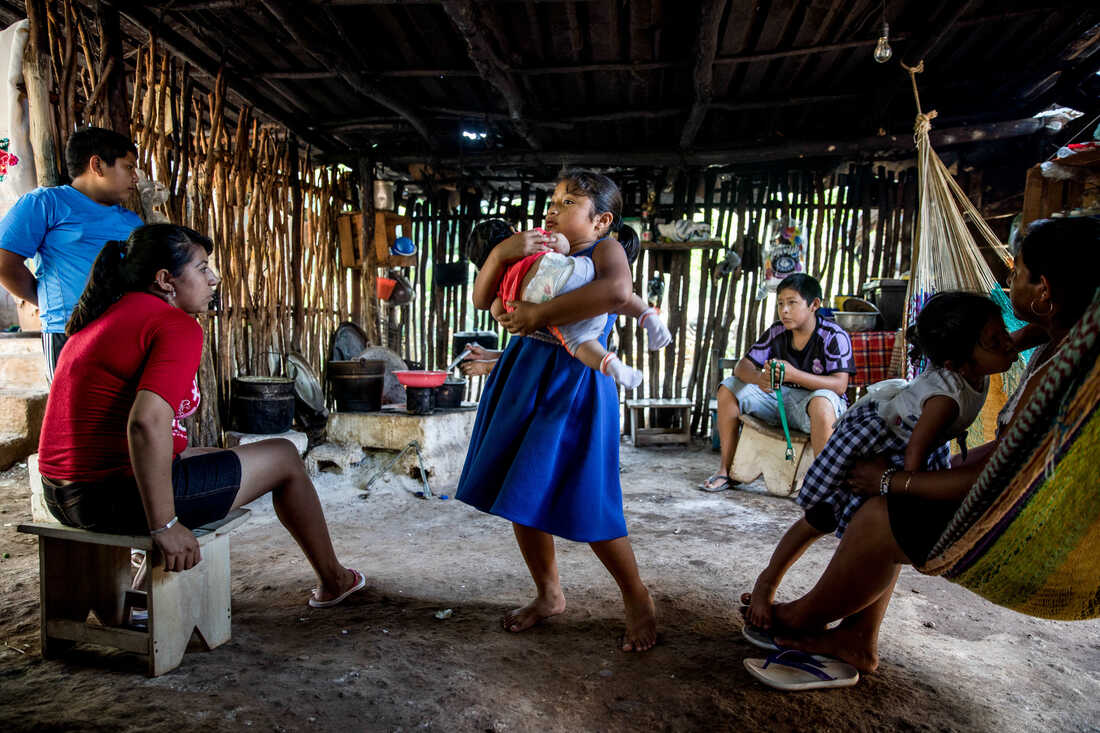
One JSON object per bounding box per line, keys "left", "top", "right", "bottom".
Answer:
{"left": 903, "top": 395, "right": 961, "bottom": 470}
{"left": 622, "top": 293, "right": 672, "bottom": 350}
{"left": 490, "top": 297, "right": 506, "bottom": 321}
{"left": 621, "top": 293, "right": 647, "bottom": 318}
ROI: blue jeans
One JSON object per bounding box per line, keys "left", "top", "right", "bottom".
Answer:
{"left": 42, "top": 450, "right": 242, "bottom": 533}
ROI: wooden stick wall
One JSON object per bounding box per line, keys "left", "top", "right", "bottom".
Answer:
{"left": 125, "top": 47, "right": 359, "bottom": 445}
{"left": 45, "top": 24, "right": 359, "bottom": 445}
{"left": 43, "top": 4, "right": 920, "bottom": 445}
{"left": 388, "top": 165, "right": 917, "bottom": 438}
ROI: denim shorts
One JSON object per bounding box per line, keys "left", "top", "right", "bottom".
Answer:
{"left": 719, "top": 375, "right": 845, "bottom": 433}
{"left": 42, "top": 450, "right": 243, "bottom": 534}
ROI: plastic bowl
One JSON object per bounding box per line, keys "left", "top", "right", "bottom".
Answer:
{"left": 392, "top": 236, "right": 416, "bottom": 256}
{"left": 392, "top": 370, "right": 448, "bottom": 388}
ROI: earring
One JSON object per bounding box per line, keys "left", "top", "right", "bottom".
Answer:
{"left": 1030, "top": 297, "right": 1052, "bottom": 316}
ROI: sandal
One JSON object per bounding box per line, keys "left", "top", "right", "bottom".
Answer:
{"left": 698, "top": 474, "right": 734, "bottom": 492}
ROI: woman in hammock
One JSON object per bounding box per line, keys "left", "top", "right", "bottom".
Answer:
{"left": 743, "top": 216, "right": 1099, "bottom": 674}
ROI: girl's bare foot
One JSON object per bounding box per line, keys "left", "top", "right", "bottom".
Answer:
{"left": 744, "top": 578, "right": 778, "bottom": 629}
{"left": 502, "top": 588, "right": 566, "bottom": 633}
{"left": 621, "top": 589, "right": 657, "bottom": 652}
{"left": 774, "top": 627, "right": 879, "bottom": 674}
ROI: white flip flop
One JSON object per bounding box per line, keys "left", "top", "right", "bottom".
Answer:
{"left": 743, "top": 649, "right": 860, "bottom": 691}
{"left": 309, "top": 569, "right": 367, "bottom": 609}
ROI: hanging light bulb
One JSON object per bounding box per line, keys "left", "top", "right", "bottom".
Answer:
{"left": 874, "top": 22, "right": 892, "bottom": 63}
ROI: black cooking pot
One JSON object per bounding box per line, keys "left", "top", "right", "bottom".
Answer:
{"left": 232, "top": 377, "right": 295, "bottom": 433}
{"left": 328, "top": 359, "right": 385, "bottom": 412}
{"left": 452, "top": 330, "right": 498, "bottom": 357}
{"left": 434, "top": 377, "right": 466, "bottom": 408}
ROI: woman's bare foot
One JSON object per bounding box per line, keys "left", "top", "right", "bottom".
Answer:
{"left": 774, "top": 626, "right": 879, "bottom": 674}
{"left": 502, "top": 588, "right": 566, "bottom": 633}
{"left": 621, "top": 589, "right": 658, "bottom": 652}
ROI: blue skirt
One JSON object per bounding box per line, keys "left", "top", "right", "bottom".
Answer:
{"left": 456, "top": 319, "right": 627, "bottom": 542}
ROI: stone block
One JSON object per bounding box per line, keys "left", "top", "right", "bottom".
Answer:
{"left": 304, "top": 441, "right": 365, "bottom": 477}
{"left": 0, "top": 353, "right": 48, "bottom": 390}
{"left": 326, "top": 408, "right": 478, "bottom": 489}
{"left": 222, "top": 429, "right": 308, "bottom": 456}
{"left": 0, "top": 389, "right": 47, "bottom": 437}
{"left": 0, "top": 433, "right": 29, "bottom": 472}
{"left": 0, "top": 334, "right": 42, "bottom": 356}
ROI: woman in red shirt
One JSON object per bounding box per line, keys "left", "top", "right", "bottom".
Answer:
{"left": 39, "top": 223, "right": 364, "bottom": 608}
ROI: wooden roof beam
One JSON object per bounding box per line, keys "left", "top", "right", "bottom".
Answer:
{"left": 388, "top": 117, "right": 1053, "bottom": 169}
{"left": 440, "top": 0, "right": 544, "bottom": 151}
{"left": 680, "top": 0, "right": 726, "bottom": 150}
{"left": 258, "top": 0, "right": 435, "bottom": 147}
{"left": 322, "top": 91, "right": 861, "bottom": 130}
{"left": 106, "top": 0, "right": 341, "bottom": 152}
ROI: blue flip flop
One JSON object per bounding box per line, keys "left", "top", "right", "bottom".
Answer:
{"left": 743, "top": 649, "right": 860, "bottom": 691}
{"left": 742, "top": 625, "right": 782, "bottom": 652}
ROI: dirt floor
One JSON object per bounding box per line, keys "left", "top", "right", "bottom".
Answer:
{"left": 1, "top": 442, "right": 1098, "bottom": 732}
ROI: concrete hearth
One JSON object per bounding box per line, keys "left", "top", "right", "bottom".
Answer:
{"left": 326, "top": 407, "right": 478, "bottom": 490}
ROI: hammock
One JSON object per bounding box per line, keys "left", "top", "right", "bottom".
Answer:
{"left": 903, "top": 62, "right": 1015, "bottom": 324}
{"left": 900, "top": 62, "right": 1028, "bottom": 444}
{"left": 917, "top": 288, "right": 1100, "bottom": 621}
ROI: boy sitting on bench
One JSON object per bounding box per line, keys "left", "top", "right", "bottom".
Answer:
{"left": 700, "top": 273, "right": 854, "bottom": 492}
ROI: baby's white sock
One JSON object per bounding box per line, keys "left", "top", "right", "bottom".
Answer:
{"left": 600, "top": 353, "right": 643, "bottom": 390}
{"left": 640, "top": 307, "right": 672, "bottom": 350}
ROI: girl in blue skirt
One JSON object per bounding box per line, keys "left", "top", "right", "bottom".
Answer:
{"left": 456, "top": 170, "right": 657, "bottom": 652}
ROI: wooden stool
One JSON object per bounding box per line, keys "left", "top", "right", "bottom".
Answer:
{"left": 18, "top": 509, "right": 250, "bottom": 676}
{"left": 624, "top": 398, "right": 692, "bottom": 446}
{"left": 730, "top": 415, "right": 815, "bottom": 497}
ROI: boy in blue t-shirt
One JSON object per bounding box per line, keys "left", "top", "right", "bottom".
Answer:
{"left": 701, "top": 273, "right": 855, "bottom": 491}
{"left": 0, "top": 127, "right": 143, "bottom": 381}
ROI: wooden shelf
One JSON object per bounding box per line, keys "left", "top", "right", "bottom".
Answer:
{"left": 642, "top": 239, "right": 723, "bottom": 251}
{"left": 1020, "top": 147, "right": 1100, "bottom": 228}
{"left": 337, "top": 211, "right": 417, "bottom": 268}
{"left": 1055, "top": 147, "right": 1100, "bottom": 168}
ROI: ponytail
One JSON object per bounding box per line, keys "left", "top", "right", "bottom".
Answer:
{"left": 65, "top": 223, "right": 214, "bottom": 337}
{"left": 66, "top": 240, "right": 126, "bottom": 336}
{"left": 616, "top": 223, "right": 640, "bottom": 265}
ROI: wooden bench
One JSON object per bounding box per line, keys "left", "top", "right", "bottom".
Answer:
{"left": 18, "top": 508, "right": 250, "bottom": 676}
{"left": 624, "top": 398, "right": 692, "bottom": 446}
{"left": 730, "top": 414, "right": 815, "bottom": 497}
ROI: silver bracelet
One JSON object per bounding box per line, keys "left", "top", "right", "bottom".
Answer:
{"left": 149, "top": 516, "right": 178, "bottom": 535}
{"left": 879, "top": 467, "right": 898, "bottom": 496}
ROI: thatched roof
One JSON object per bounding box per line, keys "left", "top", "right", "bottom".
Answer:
{"left": 3, "top": 1, "right": 1098, "bottom": 174}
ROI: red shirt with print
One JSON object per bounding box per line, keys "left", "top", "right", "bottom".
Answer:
{"left": 38, "top": 292, "right": 204, "bottom": 481}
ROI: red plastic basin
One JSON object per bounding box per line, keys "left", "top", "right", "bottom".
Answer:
{"left": 392, "top": 370, "right": 448, "bottom": 388}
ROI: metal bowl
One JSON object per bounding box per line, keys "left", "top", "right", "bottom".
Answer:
{"left": 833, "top": 311, "right": 879, "bottom": 332}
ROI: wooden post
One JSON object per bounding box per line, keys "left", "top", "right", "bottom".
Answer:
{"left": 357, "top": 154, "right": 379, "bottom": 343}
{"left": 24, "top": 0, "right": 61, "bottom": 186}
{"left": 288, "top": 136, "right": 304, "bottom": 352}
{"left": 94, "top": 0, "right": 130, "bottom": 136}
